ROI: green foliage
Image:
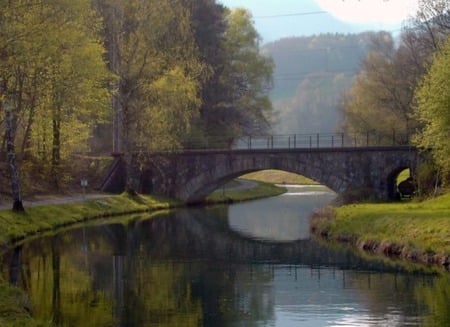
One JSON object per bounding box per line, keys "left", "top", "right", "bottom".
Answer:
{"left": 145, "top": 66, "right": 201, "bottom": 150}
{"left": 1, "top": 0, "right": 278, "bottom": 196}
{"left": 197, "top": 7, "right": 274, "bottom": 146}
{"left": 224, "top": 8, "right": 274, "bottom": 129}
{"left": 94, "top": 0, "right": 210, "bottom": 190}
{"left": 97, "top": 0, "right": 206, "bottom": 150}
{"left": 414, "top": 36, "right": 450, "bottom": 180}
{"left": 0, "top": 0, "right": 112, "bottom": 195}
{"left": 396, "top": 169, "right": 410, "bottom": 185}
{"left": 241, "top": 170, "right": 318, "bottom": 185}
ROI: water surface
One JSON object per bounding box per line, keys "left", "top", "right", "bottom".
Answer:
{"left": 1, "top": 186, "right": 449, "bottom": 326}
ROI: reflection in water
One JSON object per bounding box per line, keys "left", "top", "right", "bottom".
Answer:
{"left": 228, "top": 185, "right": 336, "bottom": 241}
{"left": 1, "top": 191, "right": 449, "bottom": 326}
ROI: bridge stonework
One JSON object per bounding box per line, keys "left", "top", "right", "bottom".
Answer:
{"left": 101, "top": 146, "right": 418, "bottom": 203}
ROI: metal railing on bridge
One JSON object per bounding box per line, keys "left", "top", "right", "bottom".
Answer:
{"left": 183, "top": 132, "right": 412, "bottom": 151}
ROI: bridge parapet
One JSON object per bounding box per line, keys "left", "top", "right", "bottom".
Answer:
{"left": 184, "top": 132, "right": 412, "bottom": 151}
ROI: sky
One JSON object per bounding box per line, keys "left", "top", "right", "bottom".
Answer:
{"left": 218, "top": 0, "right": 420, "bottom": 43}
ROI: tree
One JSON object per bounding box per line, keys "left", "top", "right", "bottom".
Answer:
{"left": 0, "top": 1, "right": 44, "bottom": 210}
{"left": 204, "top": 8, "right": 274, "bottom": 146}
{"left": 340, "top": 32, "right": 424, "bottom": 143}
{"left": 414, "top": 36, "right": 450, "bottom": 181}
{"left": 34, "top": 0, "right": 111, "bottom": 187}
{"left": 95, "top": 0, "right": 206, "bottom": 192}
{"left": 415, "top": 0, "right": 450, "bottom": 47}
{"left": 400, "top": 0, "right": 450, "bottom": 77}
{"left": 188, "top": 7, "right": 274, "bottom": 148}
{"left": 0, "top": 1, "right": 55, "bottom": 210}
{"left": 181, "top": 0, "right": 227, "bottom": 147}
{"left": 0, "top": 0, "right": 111, "bottom": 208}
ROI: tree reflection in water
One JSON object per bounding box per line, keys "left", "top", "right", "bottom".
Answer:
{"left": 1, "top": 206, "right": 449, "bottom": 326}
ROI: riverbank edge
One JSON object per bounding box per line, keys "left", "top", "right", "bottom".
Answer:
{"left": 310, "top": 194, "right": 450, "bottom": 272}
{"left": 0, "top": 181, "right": 286, "bottom": 326}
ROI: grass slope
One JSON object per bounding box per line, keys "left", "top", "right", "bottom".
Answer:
{"left": 311, "top": 193, "right": 450, "bottom": 269}
{"left": 0, "top": 193, "right": 179, "bottom": 247}
{"left": 242, "top": 170, "right": 318, "bottom": 185}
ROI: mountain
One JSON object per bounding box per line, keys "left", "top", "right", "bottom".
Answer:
{"left": 263, "top": 33, "right": 375, "bottom": 134}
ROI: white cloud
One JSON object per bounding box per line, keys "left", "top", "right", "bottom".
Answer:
{"left": 315, "top": 0, "right": 419, "bottom": 25}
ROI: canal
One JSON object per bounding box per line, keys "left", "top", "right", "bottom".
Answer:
{"left": 1, "top": 186, "right": 449, "bottom": 326}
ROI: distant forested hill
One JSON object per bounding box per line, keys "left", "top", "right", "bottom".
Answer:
{"left": 263, "top": 33, "right": 374, "bottom": 134}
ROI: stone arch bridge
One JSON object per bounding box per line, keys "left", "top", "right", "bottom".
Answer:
{"left": 101, "top": 146, "right": 419, "bottom": 203}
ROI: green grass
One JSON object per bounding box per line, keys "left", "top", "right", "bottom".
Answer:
{"left": 397, "top": 168, "right": 410, "bottom": 184}
{"left": 241, "top": 170, "right": 318, "bottom": 185}
{"left": 311, "top": 193, "right": 450, "bottom": 269}
{"left": 0, "top": 193, "right": 180, "bottom": 246}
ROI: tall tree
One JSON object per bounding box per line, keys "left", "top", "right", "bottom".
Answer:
{"left": 37, "top": 0, "right": 111, "bottom": 187}
{"left": 222, "top": 8, "right": 274, "bottom": 137}
{"left": 0, "top": 0, "right": 53, "bottom": 210}
{"left": 415, "top": 0, "right": 450, "bottom": 47}
{"left": 198, "top": 8, "right": 274, "bottom": 147}
{"left": 340, "top": 32, "right": 424, "bottom": 142}
{"left": 414, "top": 36, "right": 450, "bottom": 180}
{"left": 181, "top": 0, "right": 227, "bottom": 147}
{"left": 95, "top": 0, "right": 206, "bottom": 192}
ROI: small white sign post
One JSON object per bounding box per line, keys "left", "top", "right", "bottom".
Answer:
{"left": 81, "top": 178, "right": 88, "bottom": 201}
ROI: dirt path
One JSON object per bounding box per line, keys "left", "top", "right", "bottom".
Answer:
{"left": 0, "top": 194, "right": 113, "bottom": 211}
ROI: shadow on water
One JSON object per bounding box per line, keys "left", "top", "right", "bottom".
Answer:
{"left": 1, "top": 203, "right": 450, "bottom": 326}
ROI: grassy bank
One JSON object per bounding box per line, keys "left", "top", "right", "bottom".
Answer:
{"left": 0, "top": 193, "right": 181, "bottom": 248}
{"left": 311, "top": 193, "right": 450, "bottom": 270}
{"left": 242, "top": 169, "right": 318, "bottom": 185}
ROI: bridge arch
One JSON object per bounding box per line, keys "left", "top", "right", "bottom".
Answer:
{"left": 121, "top": 147, "right": 418, "bottom": 203}
{"left": 387, "top": 166, "right": 413, "bottom": 199}
{"left": 180, "top": 156, "right": 345, "bottom": 203}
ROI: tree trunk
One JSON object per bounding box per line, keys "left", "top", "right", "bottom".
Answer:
{"left": 124, "top": 151, "right": 140, "bottom": 195}
{"left": 52, "top": 105, "right": 61, "bottom": 188}
{"left": 4, "top": 100, "right": 24, "bottom": 211}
